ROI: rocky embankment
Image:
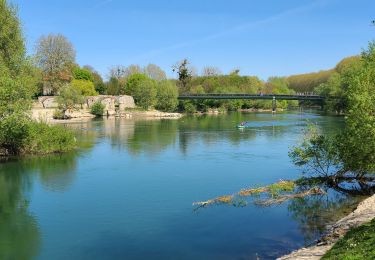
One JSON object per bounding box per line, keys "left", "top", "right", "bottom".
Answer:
{"left": 32, "top": 95, "right": 182, "bottom": 122}
{"left": 278, "top": 194, "right": 375, "bottom": 260}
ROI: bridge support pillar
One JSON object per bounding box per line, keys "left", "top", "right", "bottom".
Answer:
{"left": 272, "top": 96, "right": 276, "bottom": 113}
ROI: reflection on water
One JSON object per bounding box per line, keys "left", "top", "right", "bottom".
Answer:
{"left": 0, "top": 111, "right": 355, "bottom": 260}
{"left": 288, "top": 192, "right": 364, "bottom": 244}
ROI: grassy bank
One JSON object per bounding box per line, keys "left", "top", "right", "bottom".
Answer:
{"left": 322, "top": 218, "right": 375, "bottom": 259}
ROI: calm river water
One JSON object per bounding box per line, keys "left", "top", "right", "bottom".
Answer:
{"left": 0, "top": 111, "right": 360, "bottom": 259}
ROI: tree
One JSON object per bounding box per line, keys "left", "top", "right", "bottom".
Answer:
{"left": 290, "top": 42, "right": 375, "bottom": 192}
{"left": 106, "top": 77, "right": 123, "bottom": 95}
{"left": 124, "top": 64, "right": 142, "bottom": 77}
{"left": 336, "top": 43, "right": 375, "bottom": 176}
{"left": 155, "top": 81, "right": 178, "bottom": 112}
{"left": 34, "top": 34, "right": 76, "bottom": 94}
{"left": 109, "top": 65, "right": 127, "bottom": 80}
{"left": 144, "top": 64, "right": 166, "bottom": 81}
{"left": 202, "top": 66, "right": 222, "bottom": 77}
{"left": 56, "top": 84, "right": 84, "bottom": 114}
{"left": 0, "top": 0, "right": 25, "bottom": 75}
{"left": 172, "top": 59, "right": 193, "bottom": 92}
{"left": 70, "top": 79, "right": 97, "bottom": 96}
{"left": 124, "top": 74, "right": 156, "bottom": 109}
{"left": 83, "top": 65, "right": 106, "bottom": 94}
{"left": 72, "top": 67, "right": 93, "bottom": 82}
{"left": 0, "top": 0, "right": 34, "bottom": 154}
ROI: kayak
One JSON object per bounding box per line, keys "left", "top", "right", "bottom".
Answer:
{"left": 237, "top": 122, "right": 247, "bottom": 128}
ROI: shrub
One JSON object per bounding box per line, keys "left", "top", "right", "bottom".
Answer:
{"left": 155, "top": 81, "right": 178, "bottom": 112}
{"left": 125, "top": 74, "right": 157, "bottom": 109}
{"left": 90, "top": 102, "right": 105, "bottom": 116}
{"left": 183, "top": 102, "right": 196, "bottom": 114}
{"left": 53, "top": 109, "right": 67, "bottom": 119}
{"left": 0, "top": 113, "right": 30, "bottom": 155}
{"left": 25, "top": 121, "right": 76, "bottom": 154}
{"left": 56, "top": 84, "right": 84, "bottom": 113}
{"left": 0, "top": 115, "right": 76, "bottom": 155}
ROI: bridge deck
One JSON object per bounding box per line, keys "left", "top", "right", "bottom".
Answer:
{"left": 178, "top": 94, "right": 325, "bottom": 101}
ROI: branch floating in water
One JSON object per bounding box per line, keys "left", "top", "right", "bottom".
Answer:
{"left": 192, "top": 180, "right": 324, "bottom": 209}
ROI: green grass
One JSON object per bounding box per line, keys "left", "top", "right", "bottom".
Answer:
{"left": 322, "top": 218, "right": 375, "bottom": 260}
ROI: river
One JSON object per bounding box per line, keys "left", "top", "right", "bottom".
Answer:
{"left": 0, "top": 111, "right": 361, "bottom": 259}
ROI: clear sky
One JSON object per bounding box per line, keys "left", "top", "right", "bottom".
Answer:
{"left": 13, "top": 0, "right": 375, "bottom": 79}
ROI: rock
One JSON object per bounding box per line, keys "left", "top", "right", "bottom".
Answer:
{"left": 38, "top": 96, "right": 58, "bottom": 108}
{"left": 277, "top": 194, "right": 375, "bottom": 260}
{"left": 65, "top": 110, "right": 95, "bottom": 119}
{"left": 118, "top": 95, "right": 136, "bottom": 110}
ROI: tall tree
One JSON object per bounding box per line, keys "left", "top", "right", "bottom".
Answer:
{"left": 172, "top": 59, "right": 193, "bottom": 93}
{"left": 34, "top": 34, "right": 76, "bottom": 94}
{"left": 202, "top": 66, "right": 222, "bottom": 77}
{"left": 144, "top": 64, "right": 166, "bottom": 81}
{"left": 83, "top": 65, "right": 106, "bottom": 94}
{"left": 0, "top": 0, "right": 25, "bottom": 75}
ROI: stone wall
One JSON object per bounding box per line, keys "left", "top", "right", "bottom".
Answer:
{"left": 36, "top": 95, "right": 136, "bottom": 112}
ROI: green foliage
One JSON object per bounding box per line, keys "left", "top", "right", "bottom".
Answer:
{"left": 289, "top": 125, "right": 341, "bottom": 177}
{"left": 70, "top": 79, "right": 97, "bottom": 96}
{"left": 82, "top": 65, "right": 106, "bottom": 94}
{"left": 173, "top": 59, "right": 193, "bottom": 92}
{"left": 0, "top": 0, "right": 75, "bottom": 156}
{"left": 335, "top": 43, "right": 375, "bottom": 175}
{"left": 335, "top": 56, "right": 361, "bottom": 74}
{"left": 72, "top": 67, "right": 93, "bottom": 81}
{"left": 90, "top": 101, "right": 105, "bottom": 116}
{"left": 287, "top": 70, "right": 334, "bottom": 92}
{"left": 95, "top": 82, "right": 106, "bottom": 94}
{"left": 267, "top": 180, "right": 296, "bottom": 197}
{"left": 56, "top": 84, "right": 84, "bottom": 113}
{"left": 155, "top": 80, "right": 178, "bottom": 112}
{"left": 291, "top": 42, "right": 375, "bottom": 179}
{"left": 125, "top": 73, "right": 157, "bottom": 109}
{"left": 182, "top": 101, "right": 196, "bottom": 114}
{"left": 53, "top": 109, "right": 65, "bottom": 119}
{"left": 0, "top": 0, "right": 25, "bottom": 75}
{"left": 0, "top": 114, "right": 76, "bottom": 155}
{"left": 24, "top": 121, "right": 76, "bottom": 154}
{"left": 322, "top": 218, "right": 375, "bottom": 260}
{"left": 106, "top": 77, "right": 123, "bottom": 95}
{"left": 0, "top": 113, "right": 30, "bottom": 154}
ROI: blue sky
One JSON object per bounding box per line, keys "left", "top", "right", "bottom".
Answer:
{"left": 14, "top": 0, "right": 375, "bottom": 79}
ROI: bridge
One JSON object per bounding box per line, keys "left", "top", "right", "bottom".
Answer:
{"left": 178, "top": 93, "right": 325, "bottom": 101}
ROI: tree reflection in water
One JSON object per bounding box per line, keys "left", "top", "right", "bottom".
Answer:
{"left": 0, "top": 160, "right": 40, "bottom": 259}
{"left": 287, "top": 190, "right": 364, "bottom": 244}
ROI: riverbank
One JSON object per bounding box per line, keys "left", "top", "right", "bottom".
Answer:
{"left": 31, "top": 107, "right": 183, "bottom": 123}
{"left": 278, "top": 194, "right": 375, "bottom": 260}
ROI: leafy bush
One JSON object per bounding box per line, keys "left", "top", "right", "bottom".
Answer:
{"left": 90, "top": 101, "right": 105, "bottom": 116}
{"left": 183, "top": 102, "right": 196, "bottom": 114}
{"left": 56, "top": 84, "right": 84, "bottom": 113}
{"left": 53, "top": 109, "right": 67, "bottom": 119}
{"left": 155, "top": 80, "right": 178, "bottom": 112}
{"left": 0, "top": 113, "right": 30, "bottom": 155}
{"left": 25, "top": 121, "right": 76, "bottom": 154}
{"left": 125, "top": 73, "right": 157, "bottom": 109}
{"left": 0, "top": 115, "right": 76, "bottom": 155}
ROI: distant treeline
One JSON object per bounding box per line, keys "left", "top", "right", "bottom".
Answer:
{"left": 286, "top": 56, "right": 361, "bottom": 93}
{"left": 26, "top": 28, "right": 361, "bottom": 113}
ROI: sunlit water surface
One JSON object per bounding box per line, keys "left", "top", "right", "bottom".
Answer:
{"left": 0, "top": 111, "right": 361, "bottom": 259}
